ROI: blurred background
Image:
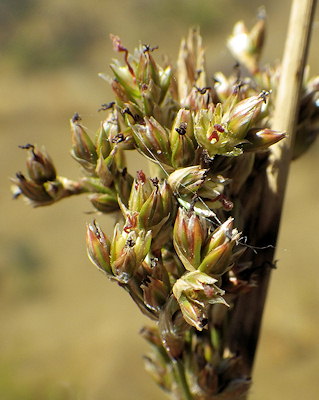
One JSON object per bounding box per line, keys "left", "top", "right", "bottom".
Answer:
{"left": 1, "top": 0, "right": 319, "bottom": 399}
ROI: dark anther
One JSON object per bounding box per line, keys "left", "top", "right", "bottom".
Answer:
{"left": 111, "top": 133, "right": 125, "bottom": 143}
{"left": 18, "top": 143, "right": 34, "bottom": 151}
{"left": 259, "top": 90, "right": 270, "bottom": 103}
{"left": 151, "top": 177, "right": 159, "bottom": 187}
{"left": 126, "top": 237, "right": 135, "bottom": 248}
{"left": 18, "top": 143, "right": 39, "bottom": 160}
{"left": 122, "top": 107, "right": 141, "bottom": 122}
{"left": 20, "top": 144, "right": 44, "bottom": 163}
{"left": 175, "top": 122, "right": 187, "bottom": 135}
{"left": 16, "top": 172, "right": 26, "bottom": 181}
{"left": 143, "top": 44, "right": 159, "bottom": 53}
{"left": 122, "top": 107, "right": 134, "bottom": 118}
{"left": 98, "top": 102, "right": 115, "bottom": 112}
{"left": 195, "top": 86, "right": 211, "bottom": 95}
{"left": 72, "top": 112, "right": 81, "bottom": 123}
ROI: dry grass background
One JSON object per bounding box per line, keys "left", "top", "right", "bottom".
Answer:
{"left": 1, "top": 1, "right": 319, "bottom": 399}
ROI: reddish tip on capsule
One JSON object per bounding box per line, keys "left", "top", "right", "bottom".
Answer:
{"left": 137, "top": 170, "right": 146, "bottom": 183}
{"left": 208, "top": 130, "right": 220, "bottom": 142}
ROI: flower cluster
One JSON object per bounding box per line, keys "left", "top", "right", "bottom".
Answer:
{"left": 13, "top": 14, "right": 318, "bottom": 400}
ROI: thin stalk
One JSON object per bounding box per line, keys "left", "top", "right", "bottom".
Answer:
{"left": 172, "top": 359, "right": 194, "bottom": 400}
{"left": 226, "top": 0, "right": 317, "bottom": 381}
{"left": 261, "top": 0, "right": 318, "bottom": 234}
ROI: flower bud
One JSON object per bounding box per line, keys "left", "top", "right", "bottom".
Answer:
{"left": 95, "top": 155, "right": 114, "bottom": 187}
{"left": 70, "top": 113, "right": 97, "bottom": 173}
{"left": 228, "top": 91, "right": 269, "bottom": 138}
{"left": 143, "top": 50, "right": 161, "bottom": 86}
{"left": 126, "top": 177, "right": 175, "bottom": 250}
{"left": 227, "top": 13, "right": 266, "bottom": 74}
{"left": 89, "top": 191, "right": 119, "bottom": 213}
{"left": 86, "top": 221, "right": 112, "bottom": 275}
{"left": 120, "top": 173, "right": 173, "bottom": 238}
{"left": 177, "top": 27, "right": 206, "bottom": 106}
{"left": 121, "top": 102, "right": 143, "bottom": 125}
{"left": 109, "top": 34, "right": 140, "bottom": 102}
{"left": 168, "top": 165, "right": 208, "bottom": 196}
{"left": 95, "top": 122, "right": 112, "bottom": 159}
{"left": 168, "top": 166, "right": 230, "bottom": 215}
{"left": 20, "top": 144, "right": 56, "bottom": 184}
{"left": 173, "top": 271, "right": 227, "bottom": 331}
{"left": 198, "top": 218, "right": 240, "bottom": 277}
{"left": 42, "top": 180, "right": 64, "bottom": 201}
{"left": 160, "top": 180, "right": 177, "bottom": 222}
{"left": 170, "top": 109, "right": 196, "bottom": 168}
{"left": 128, "top": 170, "right": 153, "bottom": 212}
{"left": 95, "top": 146, "right": 122, "bottom": 188}
{"left": 141, "top": 80, "right": 162, "bottom": 117}
{"left": 173, "top": 208, "right": 207, "bottom": 271}
{"left": 110, "top": 224, "right": 152, "bottom": 283}
{"left": 196, "top": 175, "right": 228, "bottom": 201}
{"left": 106, "top": 108, "right": 136, "bottom": 151}
{"left": 159, "top": 65, "right": 172, "bottom": 103}
{"left": 12, "top": 172, "right": 53, "bottom": 205}
{"left": 138, "top": 185, "right": 165, "bottom": 232}
{"left": 110, "top": 79, "right": 130, "bottom": 105}
{"left": 241, "top": 128, "right": 286, "bottom": 152}
{"left": 132, "top": 117, "right": 171, "bottom": 168}
{"left": 194, "top": 106, "right": 243, "bottom": 157}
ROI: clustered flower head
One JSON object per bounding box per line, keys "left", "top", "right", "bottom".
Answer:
{"left": 12, "top": 14, "right": 318, "bottom": 400}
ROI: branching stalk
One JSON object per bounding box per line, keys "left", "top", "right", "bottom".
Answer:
{"left": 12, "top": 3, "right": 319, "bottom": 399}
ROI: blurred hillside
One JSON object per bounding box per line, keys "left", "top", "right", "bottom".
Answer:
{"left": 1, "top": 1, "right": 319, "bottom": 399}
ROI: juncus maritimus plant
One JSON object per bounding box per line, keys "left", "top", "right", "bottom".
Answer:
{"left": 12, "top": 2, "right": 318, "bottom": 398}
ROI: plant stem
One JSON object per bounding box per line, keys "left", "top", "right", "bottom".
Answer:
{"left": 225, "top": 0, "right": 317, "bottom": 382}
{"left": 262, "top": 0, "right": 318, "bottom": 234}
{"left": 172, "top": 359, "right": 194, "bottom": 400}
